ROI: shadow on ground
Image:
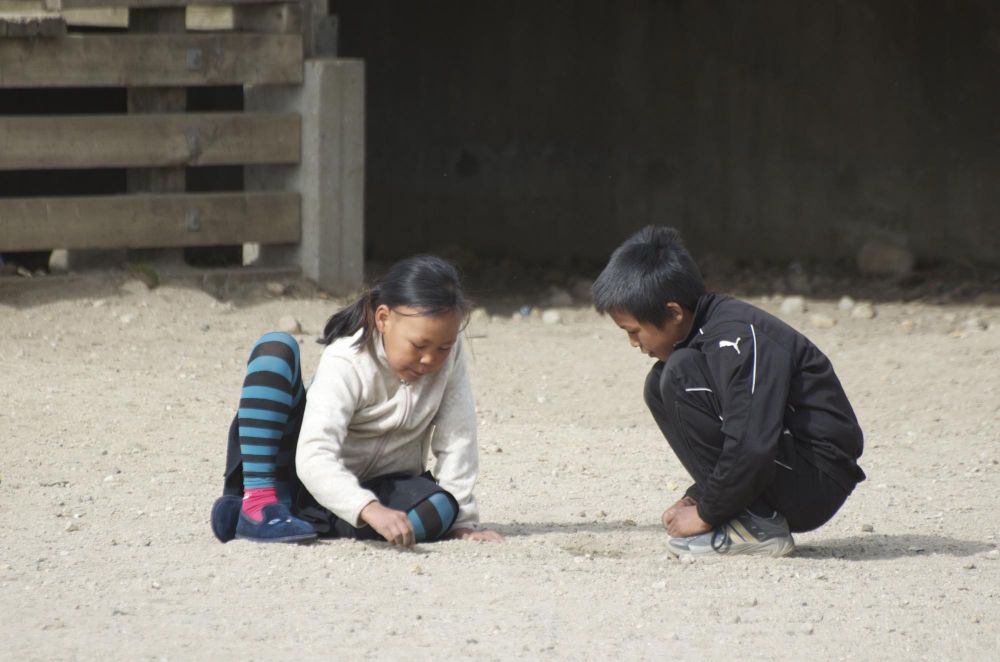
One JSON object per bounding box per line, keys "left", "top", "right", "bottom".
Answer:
{"left": 796, "top": 533, "right": 994, "bottom": 560}
{"left": 491, "top": 521, "right": 664, "bottom": 537}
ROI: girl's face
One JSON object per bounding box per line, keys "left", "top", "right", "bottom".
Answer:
{"left": 375, "top": 305, "right": 461, "bottom": 383}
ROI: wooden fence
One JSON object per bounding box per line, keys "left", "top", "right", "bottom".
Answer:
{"left": 0, "top": 0, "right": 362, "bottom": 291}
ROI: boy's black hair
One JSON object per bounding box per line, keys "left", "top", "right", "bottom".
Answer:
{"left": 591, "top": 225, "right": 706, "bottom": 326}
{"left": 319, "top": 255, "right": 469, "bottom": 347}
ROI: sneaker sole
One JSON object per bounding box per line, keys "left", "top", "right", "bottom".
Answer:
{"left": 689, "top": 536, "right": 796, "bottom": 558}
{"left": 665, "top": 540, "right": 694, "bottom": 558}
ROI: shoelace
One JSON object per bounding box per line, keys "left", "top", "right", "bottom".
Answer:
{"left": 710, "top": 518, "right": 759, "bottom": 552}
{"left": 710, "top": 523, "right": 732, "bottom": 552}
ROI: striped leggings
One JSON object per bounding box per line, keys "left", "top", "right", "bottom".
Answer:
{"left": 222, "top": 332, "right": 458, "bottom": 542}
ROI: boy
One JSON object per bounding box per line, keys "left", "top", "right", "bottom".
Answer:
{"left": 592, "top": 226, "right": 865, "bottom": 557}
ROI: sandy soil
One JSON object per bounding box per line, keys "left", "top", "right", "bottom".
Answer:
{"left": 1, "top": 268, "right": 998, "bottom": 661}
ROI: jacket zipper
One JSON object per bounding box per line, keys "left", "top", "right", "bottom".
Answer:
{"left": 358, "top": 380, "right": 413, "bottom": 479}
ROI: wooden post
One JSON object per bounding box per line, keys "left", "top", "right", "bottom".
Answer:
{"left": 126, "top": 6, "right": 187, "bottom": 269}
{"left": 244, "top": 59, "right": 364, "bottom": 294}
{"left": 238, "top": 0, "right": 363, "bottom": 294}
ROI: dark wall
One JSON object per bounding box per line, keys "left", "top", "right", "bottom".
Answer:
{"left": 333, "top": 0, "right": 1000, "bottom": 265}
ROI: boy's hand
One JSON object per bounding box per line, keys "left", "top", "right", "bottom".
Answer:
{"left": 447, "top": 528, "right": 504, "bottom": 542}
{"left": 661, "top": 495, "right": 698, "bottom": 530}
{"left": 360, "top": 501, "right": 415, "bottom": 547}
{"left": 663, "top": 504, "right": 712, "bottom": 538}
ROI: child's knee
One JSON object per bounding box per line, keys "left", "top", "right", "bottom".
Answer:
{"left": 643, "top": 362, "right": 666, "bottom": 406}
{"left": 645, "top": 349, "right": 703, "bottom": 403}
{"left": 254, "top": 331, "right": 299, "bottom": 356}
{"left": 407, "top": 491, "right": 458, "bottom": 542}
{"left": 248, "top": 331, "right": 302, "bottom": 374}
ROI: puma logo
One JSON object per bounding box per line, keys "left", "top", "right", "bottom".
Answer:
{"left": 719, "top": 337, "right": 742, "bottom": 354}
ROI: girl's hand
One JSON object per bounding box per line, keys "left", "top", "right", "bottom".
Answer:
{"left": 447, "top": 528, "right": 504, "bottom": 542}
{"left": 661, "top": 495, "right": 698, "bottom": 531}
{"left": 360, "top": 501, "right": 415, "bottom": 547}
{"left": 663, "top": 504, "right": 712, "bottom": 538}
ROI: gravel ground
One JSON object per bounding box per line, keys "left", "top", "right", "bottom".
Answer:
{"left": 1, "top": 269, "right": 998, "bottom": 661}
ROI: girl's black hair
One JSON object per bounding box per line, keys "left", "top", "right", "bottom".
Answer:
{"left": 591, "top": 225, "right": 706, "bottom": 326}
{"left": 319, "top": 255, "right": 469, "bottom": 347}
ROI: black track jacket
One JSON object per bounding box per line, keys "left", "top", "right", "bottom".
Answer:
{"left": 677, "top": 294, "right": 866, "bottom": 525}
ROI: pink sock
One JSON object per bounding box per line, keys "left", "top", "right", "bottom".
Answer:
{"left": 242, "top": 487, "right": 279, "bottom": 522}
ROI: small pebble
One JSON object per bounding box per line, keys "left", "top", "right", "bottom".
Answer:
{"left": 151, "top": 581, "right": 162, "bottom": 589}
{"left": 838, "top": 295, "right": 856, "bottom": 312}
{"left": 278, "top": 316, "right": 302, "bottom": 334}
{"left": 410, "top": 564, "right": 423, "bottom": 575}
{"left": 541, "top": 309, "right": 561, "bottom": 325}
{"left": 809, "top": 314, "right": 836, "bottom": 329}
{"left": 779, "top": 296, "right": 806, "bottom": 315}
{"left": 962, "top": 561, "right": 976, "bottom": 570}
{"left": 899, "top": 319, "right": 916, "bottom": 334}
{"left": 861, "top": 523, "right": 874, "bottom": 533}
{"left": 266, "top": 282, "right": 286, "bottom": 296}
{"left": 851, "top": 302, "right": 876, "bottom": 319}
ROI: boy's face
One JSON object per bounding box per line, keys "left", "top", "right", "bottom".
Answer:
{"left": 608, "top": 304, "right": 691, "bottom": 362}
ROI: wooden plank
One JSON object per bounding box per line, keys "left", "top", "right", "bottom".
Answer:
{"left": 186, "top": 4, "right": 231, "bottom": 30}
{"left": 232, "top": 0, "right": 300, "bottom": 33}
{"left": 45, "top": 0, "right": 280, "bottom": 9}
{"left": 0, "top": 33, "right": 303, "bottom": 87}
{"left": 0, "top": 113, "right": 301, "bottom": 170}
{"left": 0, "top": 111, "right": 301, "bottom": 170}
{"left": 0, "top": 112, "right": 301, "bottom": 170}
{"left": 61, "top": 7, "right": 127, "bottom": 28}
{"left": 0, "top": 10, "right": 67, "bottom": 36}
{"left": 0, "top": 192, "right": 300, "bottom": 251}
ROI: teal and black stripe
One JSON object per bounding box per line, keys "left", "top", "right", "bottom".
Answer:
{"left": 238, "top": 332, "right": 305, "bottom": 504}
{"left": 407, "top": 492, "right": 458, "bottom": 542}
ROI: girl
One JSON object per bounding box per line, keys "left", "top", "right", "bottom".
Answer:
{"left": 210, "top": 255, "right": 502, "bottom": 545}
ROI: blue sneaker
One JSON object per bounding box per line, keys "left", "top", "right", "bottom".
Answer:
{"left": 235, "top": 503, "right": 317, "bottom": 544}
{"left": 210, "top": 495, "right": 243, "bottom": 543}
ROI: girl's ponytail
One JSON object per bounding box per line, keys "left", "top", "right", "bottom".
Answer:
{"left": 318, "top": 287, "right": 379, "bottom": 346}
{"left": 318, "top": 255, "right": 468, "bottom": 348}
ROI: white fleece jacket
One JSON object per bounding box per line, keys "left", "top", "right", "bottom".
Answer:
{"left": 295, "top": 328, "right": 480, "bottom": 531}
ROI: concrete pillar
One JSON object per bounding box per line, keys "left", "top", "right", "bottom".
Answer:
{"left": 245, "top": 58, "right": 365, "bottom": 294}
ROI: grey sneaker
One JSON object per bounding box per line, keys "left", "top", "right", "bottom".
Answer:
{"left": 666, "top": 532, "right": 710, "bottom": 556}
{"left": 669, "top": 511, "right": 795, "bottom": 558}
